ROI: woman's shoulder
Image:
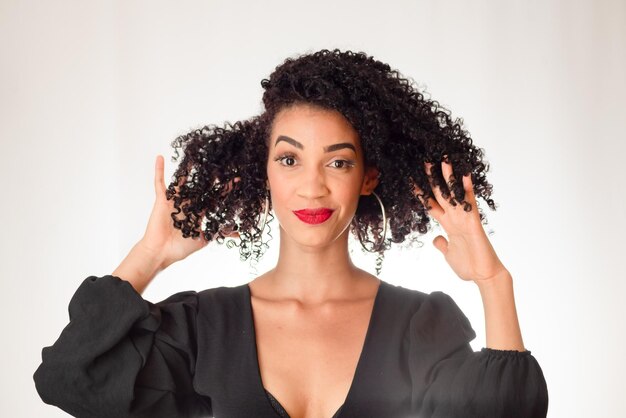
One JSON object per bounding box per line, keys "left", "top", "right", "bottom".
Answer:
{"left": 197, "top": 281, "right": 248, "bottom": 298}
{"left": 194, "top": 282, "right": 250, "bottom": 322}
{"left": 380, "top": 280, "right": 465, "bottom": 319}
{"left": 380, "top": 279, "right": 430, "bottom": 306}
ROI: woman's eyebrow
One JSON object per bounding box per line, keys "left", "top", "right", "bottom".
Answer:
{"left": 274, "top": 135, "right": 356, "bottom": 154}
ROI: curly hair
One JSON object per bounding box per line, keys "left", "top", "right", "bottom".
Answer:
{"left": 165, "top": 48, "right": 496, "bottom": 275}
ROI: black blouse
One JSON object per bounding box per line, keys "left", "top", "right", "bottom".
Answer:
{"left": 33, "top": 275, "right": 548, "bottom": 417}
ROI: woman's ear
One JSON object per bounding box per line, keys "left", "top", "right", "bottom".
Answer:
{"left": 360, "top": 166, "right": 380, "bottom": 195}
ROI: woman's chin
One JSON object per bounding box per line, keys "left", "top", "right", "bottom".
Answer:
{"left": 278, "top": 223, "right": 351, "bottom": 250}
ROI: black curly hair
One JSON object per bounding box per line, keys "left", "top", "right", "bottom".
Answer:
{"left": 166, "top": 48, "right": 496, "bottom": 275}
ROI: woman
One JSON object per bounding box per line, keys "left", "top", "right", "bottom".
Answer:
{"left": 33, "top": 49, "right": 549, "bottom": 417}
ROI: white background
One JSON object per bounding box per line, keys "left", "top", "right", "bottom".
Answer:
{"left": 1, "top": 0, "right": 624, "bottom": 416}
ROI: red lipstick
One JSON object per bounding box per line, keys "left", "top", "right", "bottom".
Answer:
{"left": 293, "top": 208, "right": 334, "bottom": 224}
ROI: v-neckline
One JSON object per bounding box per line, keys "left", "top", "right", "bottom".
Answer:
{"left": 245, "top": 279, "right": 385, "bottom": 418}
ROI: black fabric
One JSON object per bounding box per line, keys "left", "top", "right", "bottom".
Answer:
{"left": 265, "top": 389, "right": 343, "bottom": 418}
{"left": 33, "top": 275, "right": 549, "bottom": 417}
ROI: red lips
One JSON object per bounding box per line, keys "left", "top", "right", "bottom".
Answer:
{"left": 293, "top": 208, "right": 334, "bottom": 224}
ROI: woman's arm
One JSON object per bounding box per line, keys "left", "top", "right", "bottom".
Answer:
{"left": 112, "top": 240, "right": 165, "bottom": 295}
{"left": 411, "top": 159, "right": 529, "bottom": 352}
{"left": 474, "top": 268, "right": 526, "bottom": 351}
{"left": 33, "top": 275, "right": 211, "bottom": 417}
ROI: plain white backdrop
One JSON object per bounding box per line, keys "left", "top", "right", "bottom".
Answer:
{"left": 1, "top": 0, "right": 624, "bottom": 416}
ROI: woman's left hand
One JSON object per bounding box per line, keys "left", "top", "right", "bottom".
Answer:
{"left": 411, "top": 158, "right": 507, "bottom": 283}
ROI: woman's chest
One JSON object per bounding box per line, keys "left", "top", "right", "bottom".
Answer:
{"left": 251, "top": 297, "right": 376, "bottom": 418}
{"left": 193, "top": 281, "right": 417, "bottom": 417}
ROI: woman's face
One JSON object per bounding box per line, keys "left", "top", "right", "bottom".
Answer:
{"left": 266, "top": 104, "right": 379, "bottom": 247}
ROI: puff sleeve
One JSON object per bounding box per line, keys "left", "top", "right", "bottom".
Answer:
{"left": 33, "top": 275, "right": 213, "bottom": 418}
{"left": 408, "top": 291, "right": 549, "bottom": 418}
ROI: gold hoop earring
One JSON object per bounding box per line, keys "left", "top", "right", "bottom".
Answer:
{"left": 358, "top": 191, "right": 387, "bottom": 253}
{"left": 258, "top": 192, "right": 270, "bottom": 234}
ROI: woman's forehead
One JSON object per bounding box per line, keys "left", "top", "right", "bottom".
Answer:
{"left": 270, "top": 105, "right": 360, "bottom": 148}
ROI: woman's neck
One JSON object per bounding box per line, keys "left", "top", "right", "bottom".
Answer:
{"left": 256, "top": 228, "right": 374, "bottom": 305}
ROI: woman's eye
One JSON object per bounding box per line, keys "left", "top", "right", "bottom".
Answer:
{"left": 331, "top": 159, "right": 356, "bottom": 169}
{"left": 331, "top": 160, "right": 356, "bottom": 170}
{"left": 275, "top": 155, "right": 297, "bottom": 166}
{"left": 274, "top": 154, "right": 355, "bottom": 170}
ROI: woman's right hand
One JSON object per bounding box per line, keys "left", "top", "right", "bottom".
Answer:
{"left": 137, "top": 155, "right": 240, "bottom": 271}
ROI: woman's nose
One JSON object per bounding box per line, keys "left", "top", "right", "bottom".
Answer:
{"left": 297, "top": 166, "right": 329, "bottom": 199}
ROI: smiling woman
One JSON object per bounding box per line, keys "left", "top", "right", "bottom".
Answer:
{"left": 264, "top": 104, "right": 380, "bottom": 259}
{"left": 33, "top": 48, "right": 549, "bottom": 418}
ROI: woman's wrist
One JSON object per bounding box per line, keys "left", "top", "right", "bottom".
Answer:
{"left": 474, "top": 269, "right": 526, "bottom": 351}
{"left": 112, "top": 241, "right": 166, "bottom": 295}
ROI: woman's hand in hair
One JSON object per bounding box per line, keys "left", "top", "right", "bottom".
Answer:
{"left": 412, "top": 157, "right": 506, "bottom": 284}
{"left": 137, "top": 155, "right": 239, "bottom": 271}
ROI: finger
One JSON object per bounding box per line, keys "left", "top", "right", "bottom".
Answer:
{"left": 425, "top": 162, "right": 446, "bottom": 207}
{"left": 227, "top": 176, "right": 241, "bottom": 191}
{"left": 441, "top": 158, "right": 459, "bottom": 204}
{"left": 441, "top": 158, "right": 454, "bottom": 189}
{"left": 463, "top": 173, "right": 473, "bottom": 192}
{"left": 220, "top": 176, "right": 241, "bottom": 197}
{"left": 154, "top": 155, "right": 165, "bottom": 196}
{"left": 412, "top": 176, "right": 444, "bottom": 220}
{"left": 411, "top": 181, "right": 427, "bottom": 205}
{"left": 462, "top": 173, "right": 477, "bottom": 203}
